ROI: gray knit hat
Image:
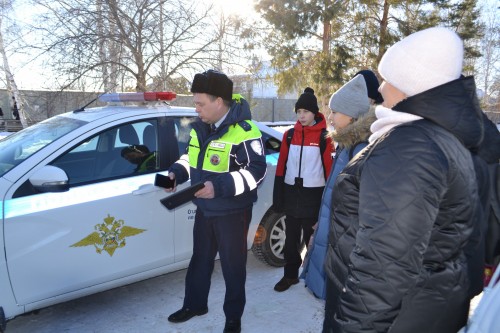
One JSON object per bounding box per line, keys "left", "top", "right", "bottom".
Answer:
{"left": 328, "top": 75, "right": 370, "bottom": 119}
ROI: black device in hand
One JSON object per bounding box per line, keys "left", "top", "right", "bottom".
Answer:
{"left": 160, "top": 182, "right": 205, "bottom": 210}
{"left": 154, "top": 173, "right": 175, "bottom": 189}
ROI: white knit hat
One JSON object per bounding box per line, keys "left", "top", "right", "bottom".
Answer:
{"left": 378, "top": 27, "right": 463, "bottom": 97}
{"left": 329, "top": 74, "right": 370, "bottom": 119}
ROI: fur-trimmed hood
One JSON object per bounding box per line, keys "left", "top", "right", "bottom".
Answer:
{"left": 328, "top": 106, "right": 376, "bottom": 149}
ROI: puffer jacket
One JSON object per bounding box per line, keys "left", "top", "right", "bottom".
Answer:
{"left": 273, "top": 113, "right": 334, "bottom": 219}
{"left": 301, "top": 109, "right": 376, "bottom": 299}
{"left": 324, "top": 76, "right": 484, "bottom": 333}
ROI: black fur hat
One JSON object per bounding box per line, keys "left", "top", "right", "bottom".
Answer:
{"left": 190, "top": 69, "right": 233, "bottom": 102}
{"left": 295, "top": 87, "right": 319, "bottom": 114}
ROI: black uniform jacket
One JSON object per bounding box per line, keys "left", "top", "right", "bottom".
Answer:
{"left": 324, "top": 76, "right": 485, "bottom": 333}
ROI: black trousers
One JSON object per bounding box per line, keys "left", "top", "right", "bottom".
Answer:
{"left": 283, "top": 215, "right": 316, "bottom": 278}
{"left": 183, "top": 208, "right": 252, "bottom": 320}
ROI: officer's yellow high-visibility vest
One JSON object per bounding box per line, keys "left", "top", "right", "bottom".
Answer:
{"left": 187, "top": 120, "right": 261, "bottom": 173}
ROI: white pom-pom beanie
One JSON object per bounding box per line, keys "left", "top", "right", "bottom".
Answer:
{"left": 378, "top": 27, "right": 463, "bottom": 97}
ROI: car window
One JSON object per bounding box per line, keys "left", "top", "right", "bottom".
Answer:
{"left": 260, "top": 130, "right": 280, "bottom": 155}
{"left": 175, "top": 117, "right": 196, "bottom": 155}
{"left": 114, "top": 122, "right": 155, "bottom": 149}
{"left": 72, "top": 136, "right": 99, "bottom": 152}
{"left": 259, "top": 129, "right": 281, "bottom": 166}
{"left": 154, "top": 116, "right": 195, "bottom": 169}
{"left": 50, "top": 120, "right": 160, "bottom": 186}
{"left": 0, "top": 116, "right": 86, "bottom": 177}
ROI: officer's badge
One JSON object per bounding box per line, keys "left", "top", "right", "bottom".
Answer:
{"left": 210, "top": 154, "right": 221, "bottom": 165}
{"left": 210, "top": 142, "right": 226, "bottom": 149}
{"left": 70, "top": 214, "right": 145, "bottom": 256}
{"left": 251, "top": 140, "right": 263, "bottom": 156}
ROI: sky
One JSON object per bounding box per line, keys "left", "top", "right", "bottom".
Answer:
{"left": 5, "top": 0, "right": 259, "bottom": 91}
{"left": 4, "top": 0, "right": 498, "bottom": 92}
{"left": 213, "top": 0, "right": 256, "bottom": 17}
{"left": 5, "top": 1, "right": 51, "bottom": 90}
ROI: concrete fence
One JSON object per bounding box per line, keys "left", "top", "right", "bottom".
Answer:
{"left": 0, "top": 90, "right": 298, "bottom": 125}
{"left": 0, "top": 89, "right": 498, "bottom": 132}
{"left": 168, "top": 94, "right": 298, "bottom": 122}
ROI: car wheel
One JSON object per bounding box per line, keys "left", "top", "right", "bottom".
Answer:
{"left": 252, "top": 209, "right": 286, "bottom": 267}
{"left": 252, "top": 209, "right": 306, "bottom": 267}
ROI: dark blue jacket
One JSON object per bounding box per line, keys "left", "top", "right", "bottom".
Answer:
{"left": 301, "top": 110, "right": 375, "bottom": 299}
{"left": 170, "top": 98, "right": 267, "bottom": 216}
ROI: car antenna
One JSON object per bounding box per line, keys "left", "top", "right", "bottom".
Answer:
{"left": 73, "top": 92, "right": 107, "bottom": 113}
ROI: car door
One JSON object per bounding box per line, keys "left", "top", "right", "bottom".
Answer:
{"left": 162, "top": 116, "right": 198, "bottom": 262}
{"left": 3, "top": 117, "right": 177, "bottom": 305}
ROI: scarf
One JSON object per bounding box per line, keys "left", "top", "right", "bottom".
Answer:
{"left": 369, "top": 105, "right": 423, "bottom": 143}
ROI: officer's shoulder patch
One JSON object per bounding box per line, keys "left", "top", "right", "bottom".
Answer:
{"left": 237, "top": 120, "right": 252, "bottom": 132}
{"left": 250, "top": 140, "right": 263, "bottom": 156}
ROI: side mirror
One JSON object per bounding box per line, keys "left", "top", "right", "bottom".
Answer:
{"left": 29, "top": 165, "right": 69, "bottom": 193}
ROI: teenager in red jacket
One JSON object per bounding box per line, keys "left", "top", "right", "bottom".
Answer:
{"left": 273, "top": 87, "right": 334, "bottom": 292}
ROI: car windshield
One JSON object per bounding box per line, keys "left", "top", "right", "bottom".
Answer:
{"left": 0, "top": 116, "right": 86, "bottom": 177}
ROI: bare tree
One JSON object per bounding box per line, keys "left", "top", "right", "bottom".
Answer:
{"left": 0, "top": 0, "right": 33, "bottom": 127}
{"left": 474, "top": 0, "right": 499, "bottom": 110}
{"left": 27, "top": 0, "right": 233, "bottom": 92}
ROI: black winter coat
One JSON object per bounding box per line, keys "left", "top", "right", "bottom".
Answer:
{"left": 324, "top": 77, "right": 484, "bottom": 333}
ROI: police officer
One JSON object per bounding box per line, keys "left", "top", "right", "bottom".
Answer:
{"left": 167, "top": 70, "right": 267, "bottom": 333}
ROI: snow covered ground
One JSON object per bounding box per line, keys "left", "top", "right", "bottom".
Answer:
{"left": 7, "top": 248, "right": 483, "bottom": 333}
{"left": 7, "top": 252, "right": 325, "bottom": 333}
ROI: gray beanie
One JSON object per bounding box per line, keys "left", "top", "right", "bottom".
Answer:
{"left": 328, "top": 75, "right": 370, "bottom": 119}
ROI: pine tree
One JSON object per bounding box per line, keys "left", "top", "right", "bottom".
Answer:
{"left": 256, "top": 0, "right": 483, "bottom": 108}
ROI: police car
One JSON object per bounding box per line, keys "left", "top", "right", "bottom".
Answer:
{"left": 0, "top": 92, "right": 290, "bottom": 331}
